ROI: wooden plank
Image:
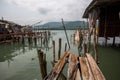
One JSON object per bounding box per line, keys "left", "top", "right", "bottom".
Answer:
{"left": 79, "top": 57, "right": 94, "bottom": 80}
{"left": 67, "top": 54, "right": 78, "bottom": 80}
{"left": 44, "top": 51, "right": 70, "bottom": 80}
{"left": 75, "top": 69, "right": 81, "bottom": 80}
{"left": 86, "top": 53, "right": 106, "bottom": 80}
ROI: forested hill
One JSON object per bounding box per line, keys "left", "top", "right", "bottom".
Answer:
{"left": 33, "top": 21, "right": 88, "bottom": 30}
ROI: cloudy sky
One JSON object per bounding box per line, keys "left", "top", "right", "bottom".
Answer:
{"left": 0, "top": 0, "right": 92, "bottom": 25}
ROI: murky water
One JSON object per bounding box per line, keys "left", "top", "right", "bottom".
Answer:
{"left": 0, "top": 30, "right": 120, "bottom": 80}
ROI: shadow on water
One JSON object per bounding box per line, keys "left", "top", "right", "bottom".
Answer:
{"left": 98, "top": 45, "right": 120, "bottom": 80}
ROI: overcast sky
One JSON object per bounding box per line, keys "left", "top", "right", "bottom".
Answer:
{"left": 0, "top": 0, "right": 92, "bottom": 25}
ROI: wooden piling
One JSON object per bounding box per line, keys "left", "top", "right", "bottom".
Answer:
{"left": 84, "top": 44, "right": 87, "bottom": 54}
{"left": 112, "top": 36, "right": 115, "bottom": 46}
{"left": 41, "top": 33, "right": 43, "bottom": 45}
{"left": 28, "top": 36, "right": 31, "bottom": 44}
{"left": 58, "top": 38, "right": 62, "bottom": 60}
{"left": 21, "top": 36, "right": 24, "bottom": 44}
{"left": 64, "top": 43, "right": 67, "bottom": 52}
{"left": 52, "top": 40, "right": 55, "bottom": 62}
{"left": 27, "top": 34, "right": 33, "bottom": 44}
{"left": 93, "top": 28, "right": 98, "bottom": 63}
{"left": 34, "top": 37, "right": 37, "bottom": 45}
{"left": 18, "top": 37, "right": 20, "bottom": 43}
{"left": 37, "top": 49, "right": 47, "bottom": 79}
{"left": 105, "top": 37, "right": 107, "bottom": 46}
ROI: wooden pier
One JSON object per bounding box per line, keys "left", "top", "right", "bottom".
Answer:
{"left": 0, "top": 31, "right": 48, "bottom": 44}
{"left": 43, "top": 51, "right": 105, "bottom": 80}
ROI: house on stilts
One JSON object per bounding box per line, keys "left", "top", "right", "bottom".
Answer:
{"left": 83, "top": 0, "right": 120, "bottom": 46}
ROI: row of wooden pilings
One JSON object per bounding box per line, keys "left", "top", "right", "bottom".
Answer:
{"left": 37, "top": 38, "right": 68, "bottom": 80}
{"left": 0, "top": 31, "right": 50, "bottom": 45}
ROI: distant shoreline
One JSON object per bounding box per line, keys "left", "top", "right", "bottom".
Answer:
{"left": 32, "top": 28, "right": 89, "bottom": 30}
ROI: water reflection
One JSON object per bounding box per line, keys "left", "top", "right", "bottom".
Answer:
{"left": 0, "top": 31, "right": 52, "bottom": 67}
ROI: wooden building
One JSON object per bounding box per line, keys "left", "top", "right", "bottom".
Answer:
{"left": 0, "top": 20, "right": 22, "bottom": 33}
{"left": 83, "top": 0, "right": 120, "bottom": 38}
{"left": 0, "top": 19, "right": 22, "bottom": 41}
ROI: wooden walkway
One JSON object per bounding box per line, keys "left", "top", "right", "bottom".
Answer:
{"left": 0, "top": 31, "right": 49, "bottom": 44}
{"left": 44, "top": 51, "right": 105, "bottom": 80}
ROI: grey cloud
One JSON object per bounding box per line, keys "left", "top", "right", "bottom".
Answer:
{"left": 38, "top": 8, "right": 51, "bottom": 15}
{"left": 0, "top": 0, "right": 92, "bottom": 25}
{"left": 11, "top": 0, "right": 18, "bottom": 6}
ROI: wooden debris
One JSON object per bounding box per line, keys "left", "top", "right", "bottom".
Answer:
{"left": 43, "top": 51, "right": 105, "bottom": 80}
{"left": 67, "top": 54, "right": 78, "bottom": 80}
{"left": 79, "top": 57, "right": 94, "bottom": 80}
{"left": 44, "top": 51, "right": 70, "bottom": 80}
{"left": 75, "top": 69, "right": 81, "bottom": 80}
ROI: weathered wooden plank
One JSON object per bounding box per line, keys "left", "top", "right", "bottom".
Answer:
{"left": 44, "top": 51, "right": 70, "bottom": 80}
{"left": 86, "top": 53, "right": 106, "bottom": 80}
{"left": 75, "top": 69, "right": 81, "bottom": 80}
{"left": 79, "top": 57, "right": 94, "bottom": 80}
{"left": 67, "top": 54, "right": 78, "bottom": 80}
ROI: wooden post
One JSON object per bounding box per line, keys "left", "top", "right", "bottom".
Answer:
{"left": 112, "top": 36, "right": 115, "bottom": 46}
{"left": 21, "top": 35, "right": 24, "bottom": 44}
{"left": 93, "top": 28, "right": 98, "bottom": 63}
{"left": 34, "top": 37, "right": 37, "bottom": 45}
{"left": 105, "top": 37, "right": 107, "bottom": 46}
{"left": 28, "top": 36, "right": 31, "bottom": 44}
{"left": 58, "top": 38, "right": 62, "bottom": 60}
{"left": 41, "top": 33, "right": 42, "bottom": 46}
{"left": 104, "top": 8, "right": 107, "bottom": 46}
{"left": 87, "top": 32, "right": 91, "bottom": 53}
{"left": 37, "top": 49, "right": 47, "bottom": 79}
{"left": 84, "top": 44, "right": 87, "bottom": 54}
{"left": 64, "top": 43, "right": 67, "bottom": 52}
{"left": 18, "top": 37, "right": 20, "bottom": 43}
{"left": 43, "top": 53, "right": 47, "bottom": 76}
{"left": 52, "top": 40, "right": 55, "bottom": 62}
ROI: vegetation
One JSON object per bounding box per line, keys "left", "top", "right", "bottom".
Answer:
{"left": 33, "top": 21, "right": 88, "bottom": 30}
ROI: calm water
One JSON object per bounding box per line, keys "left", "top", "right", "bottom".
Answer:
{"left": 0, "top": 30, "right": 120, "bottom": 80}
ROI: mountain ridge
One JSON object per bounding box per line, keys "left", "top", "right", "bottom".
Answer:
{"left": 33, "top": 21, "right": 88, "bottom": 30}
